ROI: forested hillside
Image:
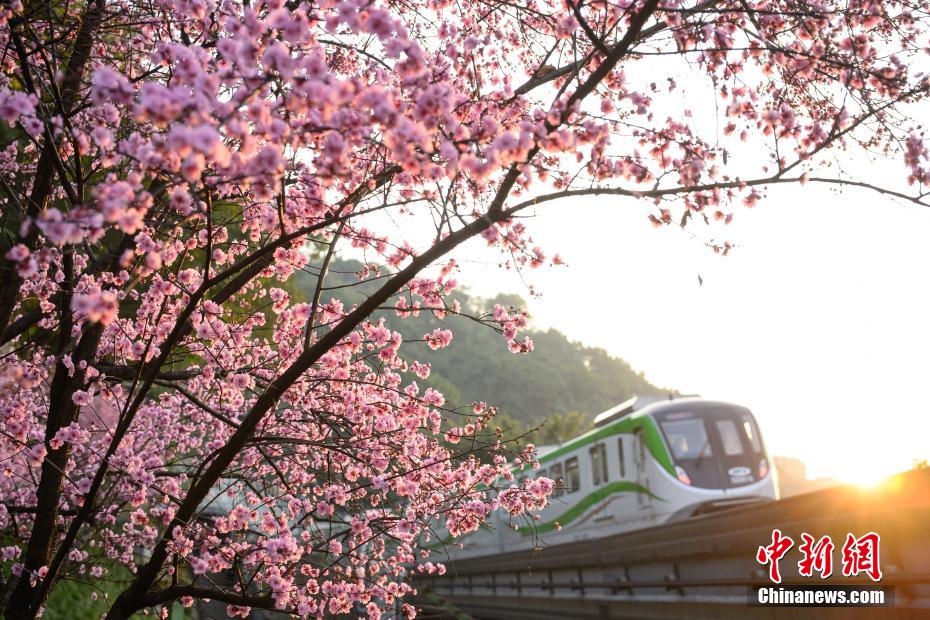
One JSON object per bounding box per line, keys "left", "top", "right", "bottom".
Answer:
{"left": 296, "top": 260, "right": 670, "bottom": 442}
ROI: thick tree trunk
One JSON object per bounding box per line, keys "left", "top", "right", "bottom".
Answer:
{"left": 0, "top": 4, "right": 107, "bottom": 617}
{"left": 0, "top": 0, "right": 105, "bottom": 338}
{"left": 3, "top": 326, "right": 102, "bottom": 619}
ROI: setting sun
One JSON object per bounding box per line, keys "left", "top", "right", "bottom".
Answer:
{"left": 844, "top": 468, "right": 891, "bottom": 489}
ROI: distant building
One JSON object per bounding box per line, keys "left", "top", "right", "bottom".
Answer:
{"left": 774, "top": 456, "right": 841, "bottom": 497}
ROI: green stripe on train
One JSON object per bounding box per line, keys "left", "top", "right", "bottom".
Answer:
{"left": 516, "top": 480, "right": 665, "bottom": 536}
{"left": 536, "top": 415, "right": 675, "bottom": 476}
{"left": 426, "top": 481, "right": 664, "bottom": 550}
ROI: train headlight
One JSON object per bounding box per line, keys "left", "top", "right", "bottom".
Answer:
{"left": 674, "top": 465, "right": 691, "bottom": 485}
{"left": 758, "top": 458, "right": 769, "bottom": 479}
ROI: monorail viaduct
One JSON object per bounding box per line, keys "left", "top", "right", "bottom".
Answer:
{"left": 415, "top": 468, "right": 930, "bottom": 619}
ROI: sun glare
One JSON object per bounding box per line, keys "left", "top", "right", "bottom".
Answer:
{"left": 851, "top": 471, "right": 888, "bottom": 489}
{"left": 829, "top": 460, "right": 898, "bottom": 489}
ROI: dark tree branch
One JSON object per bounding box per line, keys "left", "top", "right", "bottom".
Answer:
{"left": 514, "top": 0, "right": 718, "bottom": 96}
{"left": 98, "top": 364, "right": 201, "bottom": 382}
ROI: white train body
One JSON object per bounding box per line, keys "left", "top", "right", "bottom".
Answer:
{"left": 446, "top": 397, "right": 778, "bottom": 558}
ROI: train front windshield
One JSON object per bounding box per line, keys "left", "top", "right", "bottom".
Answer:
{"left": 655, "top": 406, "right": 768, "bottom": 489}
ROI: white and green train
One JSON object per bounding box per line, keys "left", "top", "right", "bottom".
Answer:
{"left": 450, "top": 396, "right": 778, "bottom": 557}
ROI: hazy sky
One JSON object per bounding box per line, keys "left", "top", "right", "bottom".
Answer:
{"left": 441, "top": 181, "right": 930, "bottom": 484}
{"left": 354, "top": 49, "right": 929, "bottom": 486}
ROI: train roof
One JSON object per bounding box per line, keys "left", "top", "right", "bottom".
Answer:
{"left": 633, "top": 397, "right": 751, "bottom": 415}
{"left": 592, "top": 394, "right": 710, "bottom": 427}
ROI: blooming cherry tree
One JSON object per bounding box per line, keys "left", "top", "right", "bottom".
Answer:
{"left": 0, "top": 0, "right": 927, "bottom": 617}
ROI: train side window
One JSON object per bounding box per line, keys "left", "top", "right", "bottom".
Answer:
{"left": 549, "top": 462, "right": 563, "bottom": 497}
{"left": 618, "top": 438, "right": 626, "bottom": 477}
{"left": 565, "top": 457, "right": 580, "bottom": 493}
{"left": 589, "top": 444, "right": 608, "bottom": 485}
{"left": 601, "top": 445, "right": 608, "bottom": 482}
{"left": 589, "top": 446, "right": 600, "bottom": 485}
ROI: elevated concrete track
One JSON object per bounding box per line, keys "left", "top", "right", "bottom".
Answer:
{"left": 416, "top": 468, "right": 930, "bottom": 619}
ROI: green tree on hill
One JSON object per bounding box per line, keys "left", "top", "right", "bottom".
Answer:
{"left": 298, "top": 260, "right": 670, "bottom": 434}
